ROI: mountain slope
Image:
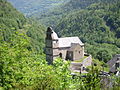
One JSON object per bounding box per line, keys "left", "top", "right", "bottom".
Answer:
{"left": 33, "top": 0, "right": 119, "bottom": 27}
{"left": 60, "top": 0, "right": 119, "bottom": 12}
{"left": 55, "top": 2, "right": 120, "bottom": 60}
{"left": 0, "top": 0, "right": 26, "bottom": 41}
{"left": 0, "top": 0, "right": 45, "bottom": 53}
{"left": 8, "top": 0, "right": 69, "bottom": 16}
{"left": 55, "top": 2, "right": 120, "bottom": 44}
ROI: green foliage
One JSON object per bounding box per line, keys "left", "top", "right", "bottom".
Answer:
{"left": 8, "top": 0, "right": 68, "bottom": 16}
{"left": 0, "top": 31, "right": 118, "bottom": 89}
{"left": 32, "top": 0, "right": 119, "bottom": 27}
{"left": 34, "top": 0, "right": 120, "bottom": 61}
{"left": 0, "top": 32, "right": 30, "bottom": 89}
{"left": 0, "top": 1, "right": 46, "bottom": 89}
{"left": 86, "top": 43, "right": 120, "bottom": 62}
{"left": 25, "top": 19, "right": 45, "bottom": 53}
{"left": 0, "top": 30, "right": 55, "bottom": 89}
{"left": 55, "top": 2, "right": 120, "bottom": 61}
{"left": 0, "top": 40, "right": 70, "bottom": 89}
{"left": 91, "top": 59, "right": 109, "bottom": 72}
{"left": 0, "top": 0, "right": 26, "bottom": 41}
{"left": 111, "top": 73, "right": 120, "bottom": 90}
{"left": 0, "top": 0, "right": 45, "bottom": 53}
{"left": 53, "top": 58, "right": 72, "bottom": 89}
{"left": 83, "top": 67, "right": 101, "bottom": 90}
{"left": 0, "top": 0, "right": 120, "bottom": 90}
{"left": 0, "top": 0, "right": 26, "bottom": 28}
{"left": 96, "top": 50, "right": 112, "bottom": 63}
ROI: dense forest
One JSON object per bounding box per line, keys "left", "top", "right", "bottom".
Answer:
{"left": 55, "top": 2, "right": 120, "bottom": 62}
{"left": 33, "top": 0, "right": 120, "bottom": 27}
{"left": 8, "top": 0, "right": 69, "bottom": 16}
{"left": 33, "top": 0, "right": 120, "bottom": 62}
{"left": 0, "top": 0, "right": 120, "bottom": 89}
{"left": 0, "top": 0, "right": 45, "bottom": 53}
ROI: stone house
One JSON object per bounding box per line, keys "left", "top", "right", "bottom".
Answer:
{"left": 107, "top": 54, "right": 120, "bottom": 73}
{"left": 45, "top": 27, "right": 84, "bottom": 64}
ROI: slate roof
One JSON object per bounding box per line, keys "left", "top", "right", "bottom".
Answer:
{"left": 58, "top": 37, "right": 84, "bottom": 48}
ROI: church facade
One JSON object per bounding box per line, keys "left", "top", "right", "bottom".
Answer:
{"left": 45, "top": 27, "right": 84, "bottom": 64}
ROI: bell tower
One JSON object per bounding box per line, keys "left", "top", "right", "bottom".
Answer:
{"left": 45, "top": 27, "right": 59, "bottom": 64}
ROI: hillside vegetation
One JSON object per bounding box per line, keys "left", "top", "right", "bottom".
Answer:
{"left": 32, "top": 0, "right": 119, "bottom": 27}
{"left": 0, "top": 0, "right": 120, "bottom": 89}
{"left": 7, "top": 0, "right": 120, "bottom": 64}
{"left": 8, "top": 0, "right": 69, "bottom": 16}
{"left": 55, "top": 2, "right": 120, "bottom": 62}
{"left": 0, "top": 1, "right": 106, "bottom": 89}
{"left": 1, "top": 0, "right": 45, "bottom": 53}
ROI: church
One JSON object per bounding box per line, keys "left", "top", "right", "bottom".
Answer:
{"left": 45, "top": 27, "right": 84, "bottom": 64}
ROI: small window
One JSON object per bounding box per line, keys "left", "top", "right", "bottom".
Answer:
{"left": 59, "top": 53, "right": 62, "bottom": 58}
{"left": 79, "top": 51, "right": 80, "bottom": 54}
{"left": 117, "top": 58, "right": 120, "bottom": 61}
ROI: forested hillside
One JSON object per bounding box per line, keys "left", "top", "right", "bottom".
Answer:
{"left": 7, "top": 0, "right": 120, "bottom": 66}
{"left": 33, "top": 0, "right": 119, "bottom": 28}
{"left": 0, "top": 0, "right": 120, "bottom": 89}
{"left": 59, "top": 0, "right": 119, "bottom": 12}
{"left": 8, "top": 0, "right": 69, "bottom": 16}
{"left": 0, "top": 0, "right": 74, "bottom": 89}
{"left": 0, "top": 0, "right": 45, "bottom": 53}
{"left": 32, "top": 0, "right": 120, "bottom": 62}
{"left": 55, "top": 2, "right": 120, "bottom": 62}
{"left": 0, "top": 1, "right": 102, "bottom": 90}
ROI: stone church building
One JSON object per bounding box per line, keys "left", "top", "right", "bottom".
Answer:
{"left": 45, "top": 27, "right": 84, "bottom": 64}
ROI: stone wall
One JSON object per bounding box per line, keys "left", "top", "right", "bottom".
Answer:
{"left": 73, "top": 46, "right": 84, "bottom": 61}
{"left": 59, "top": 47, "right": 69, "bottom": 59}
{"left": 70, "top": 55, "right": 92, "bottom": 73}
{"left": 107, "top": 54, "right": 120, "bottom": 72}
{"left": 82, "top": 55, "right": 92, "bottom": 68}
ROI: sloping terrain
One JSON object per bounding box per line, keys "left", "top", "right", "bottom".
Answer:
{"left": 55, "top": 2, "right": 120, "bottom": 61}
{"left": 0, "top": 0, "right": 45, "bottom": 53}
{"left": 33, "top": 0, "right": 119, "bottom": 27}
{"left": 7, "top": 0, "right": 120, "bottom": 60}
{"left": 8, "top": 0, "right": 69, "bottom": 16}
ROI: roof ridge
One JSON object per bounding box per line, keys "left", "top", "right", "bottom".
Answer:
{"left": 59, "top": 36, "right": 79, "bottom": 39}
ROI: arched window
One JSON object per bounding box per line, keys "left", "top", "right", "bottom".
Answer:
{"left": 59, "top": 53, "right": 62, "bottom": 58}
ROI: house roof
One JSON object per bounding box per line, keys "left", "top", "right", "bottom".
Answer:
{"left": 58, "top": 37, "right": 84, "bottom": 48}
